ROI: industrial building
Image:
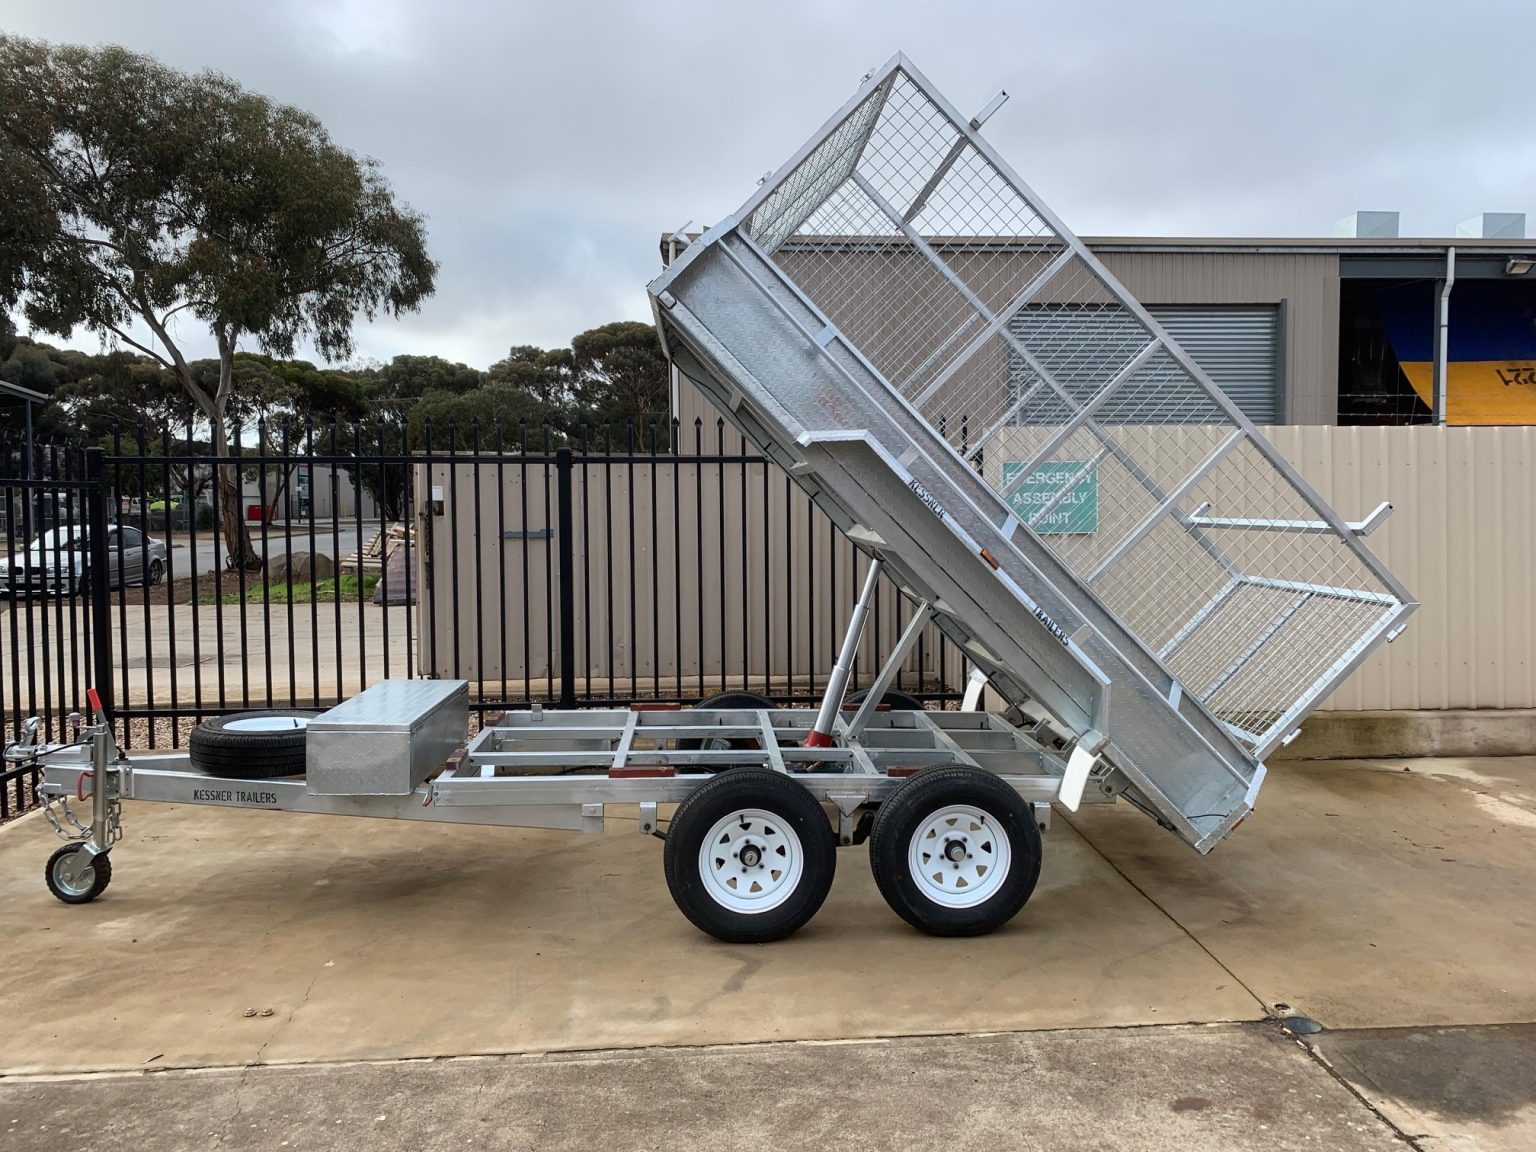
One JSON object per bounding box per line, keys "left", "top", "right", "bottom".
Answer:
{"left": 667, "top": 213, "right": 1536, "bottom": 430}
{"left": 655, "top": 215, "right": 1536, "bottom": 728}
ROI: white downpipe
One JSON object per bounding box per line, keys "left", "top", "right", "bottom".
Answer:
{"left": 1435, "top": 246, "right": 1456, "bottom": 424}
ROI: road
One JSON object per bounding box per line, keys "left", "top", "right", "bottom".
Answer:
{"left": 2, "top": 522, "right": 367, "bottom": 580}
{"left": 162, "top": 522, "right": 366, "bottom": 580}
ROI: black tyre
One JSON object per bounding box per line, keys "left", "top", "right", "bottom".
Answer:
{"left": 188, "top": 710, "right": 316, "bottom": 779}
{"left": 869, "top": 767, "right": 1042, "bottom": 937}
{"left": 46, "top": 845, "right": 112, "bottom": 904}
{"left": 663, "top": 768, "right": 836, "bottom": 943}
{"left": 146, "top": 557, "right": 165, "bottom": 586}
{"left": 676, "top": 691, "right": 777, "bottom": 761}
{"left": 846, "top": 687, "right": 926, "bottom": 712}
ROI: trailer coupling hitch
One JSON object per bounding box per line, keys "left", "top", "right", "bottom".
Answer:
{"left": 2, "top": 715, "right": 43, "bottom": 765}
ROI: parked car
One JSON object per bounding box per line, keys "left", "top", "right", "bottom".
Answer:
{"left": 0, "top": 524, "right": 168, "bottom": 597}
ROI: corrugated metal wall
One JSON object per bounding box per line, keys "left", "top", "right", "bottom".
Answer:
{"left": 422, "top": 424, "right": 1535, "bottom": 714}
{"left": 1268, "top": 424, "right": 1536, "bottom": 711}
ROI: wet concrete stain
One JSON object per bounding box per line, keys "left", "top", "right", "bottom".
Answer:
{"left": 1315, "top": 1023, "right": 1536, "bottom": 1128}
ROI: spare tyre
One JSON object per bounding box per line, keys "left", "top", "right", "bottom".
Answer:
{"left": 845, "top": 687, "right": 926, "bottom": 712}
{"left": 676, "top": 691, "right": 777, "bottom": 757}
{"left": 188, "top": 710, "right": 316, "bottom": 779}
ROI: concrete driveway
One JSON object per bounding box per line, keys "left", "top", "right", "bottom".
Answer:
{"left": 2, "top": 754, "right": 1533, "bottom": 1150}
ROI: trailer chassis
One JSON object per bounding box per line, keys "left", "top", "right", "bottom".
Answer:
{"left": 11, "top": 559, "right": 1116, "bottom": 940}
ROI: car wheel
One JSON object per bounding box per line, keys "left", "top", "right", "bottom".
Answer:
{"left": 146, "top": 557, "right": 165, "bottom": 586}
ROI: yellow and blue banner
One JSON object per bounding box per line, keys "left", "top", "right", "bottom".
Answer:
{"left": 1377, "top": 281, "right": 1536, "bottom": 424}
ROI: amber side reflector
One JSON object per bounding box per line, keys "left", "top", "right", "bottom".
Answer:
{"left": 979, "top": 548, "right": 1001, "bottom": 570}
{"left": 630, "top": 702, "right": 683, "bottom": 711}
{"left": 610, "top": 766, "right": 678, "bottom": 778}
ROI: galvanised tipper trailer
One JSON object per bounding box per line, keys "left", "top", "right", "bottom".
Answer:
{"left": 10, "top": 54, "right": 1412, "bottom": 943}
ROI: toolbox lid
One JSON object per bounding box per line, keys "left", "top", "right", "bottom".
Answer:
{"left": 307, "top": 680, "right": 468, "bottom": 734}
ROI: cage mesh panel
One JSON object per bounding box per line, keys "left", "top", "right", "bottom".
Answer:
{"left": 776, "top": 181, "right": 983, "bottom": 395}
{"left": 1095, "top": 515, "right": 1234, "bottom": 653}
{"left": 745, "top": 77, "right": 893, "bottom": 253}
{"left": 744, "top": 64, "right": 1403, "bottom": 752}
{"left": 918, "top": 332, "right": 1020, "bottom": 451}
{"left": 853, "top": 75, "right": 964, "bottom": 219}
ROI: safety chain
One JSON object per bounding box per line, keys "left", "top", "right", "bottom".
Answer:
{"left": 106, "top": 773, "right": 124, "bottom": 845}
{"left": 39, "top": 766, "right": 122, "bottom": 846}
{"left": 39, "top": 787, "right": 91, "bottom": 843}
{"left": 29, "top": 714, "right": 124, "bottom": 848}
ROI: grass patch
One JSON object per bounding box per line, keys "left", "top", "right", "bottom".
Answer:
{"left": 199, "top": 572, "right": 382, "bottom": 606}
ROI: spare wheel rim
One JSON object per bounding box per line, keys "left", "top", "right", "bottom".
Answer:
{"left": 223, "top": 715, "right": 310, "bottom": 733}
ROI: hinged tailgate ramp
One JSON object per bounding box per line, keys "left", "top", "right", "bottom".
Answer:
{"left": 648, "top": 53, "right": 1415, "bottom": 852}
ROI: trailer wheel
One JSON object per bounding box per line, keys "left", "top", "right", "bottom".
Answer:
{"left": 45, "top": 845, "right": 112, "bottom": 904}
{"left": 869, "top": 767, "right": 1041, "bottom": 936}
{"left": 188, "top": 711, "right": 316, "bottom": 779}
{"left": 675, "top": 691, "right": 776, "bottom": 764}
{"left": 845, "top": 687, "right": 926, "bottom": 712}
{"left": 663, "top": 768, "right": 836, "bottom": 943}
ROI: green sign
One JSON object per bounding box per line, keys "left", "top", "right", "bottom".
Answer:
{"left": 1002, "top": 460, "right": 1098, "bottom": 534}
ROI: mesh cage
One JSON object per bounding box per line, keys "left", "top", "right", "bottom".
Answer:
{"left": 731, "top": 59, "right": 1411, "bottom": 755}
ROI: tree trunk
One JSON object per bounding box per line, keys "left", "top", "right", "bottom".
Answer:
{"left": 211, "top": 410, "right": 262, "bottom": 570}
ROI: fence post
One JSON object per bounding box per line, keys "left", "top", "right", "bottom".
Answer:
{"left": 84, "top": 448, "right": 113, "bottom": 716}
{"left": 555, "top": 446, "right": 576, "bottom": 709}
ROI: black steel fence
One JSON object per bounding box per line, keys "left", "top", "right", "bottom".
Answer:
{"left": 1, "top": 420, "right": 967, "bottom": 819}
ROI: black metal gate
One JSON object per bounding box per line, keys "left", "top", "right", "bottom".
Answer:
{"left": 1, "top": 420, "right": 967, "bottom": 824}
{"left": 1, "top": 445, "right": 113, "bottom": 819}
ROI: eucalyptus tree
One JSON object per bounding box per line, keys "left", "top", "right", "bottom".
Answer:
{"left": 0, "top": 36, "right": 436, "bottom": 567}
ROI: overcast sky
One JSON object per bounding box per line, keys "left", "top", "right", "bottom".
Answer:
{"left": 6, "top": 0, "right": 1535, "bottom": 370}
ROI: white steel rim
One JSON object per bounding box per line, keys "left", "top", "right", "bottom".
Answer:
{"left": 698, "top": 808, "right": 804, "bottom": 914}
{"left": 908, "top": 804, "right": 1011, "bottom": 908}
{"left": 223, "top": 715, "right": 310, "bottom": 733}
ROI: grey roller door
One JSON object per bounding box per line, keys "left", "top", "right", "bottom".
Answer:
{"left": 1008, "top": 304, "right": 1282, "bottom": 424}
{"left": 1151, "top": 306, "right": 1281, "bottom": 424}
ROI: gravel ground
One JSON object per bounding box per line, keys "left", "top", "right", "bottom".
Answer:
{"left": 1, "top": 769, "right": 37, "bottom": 825}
